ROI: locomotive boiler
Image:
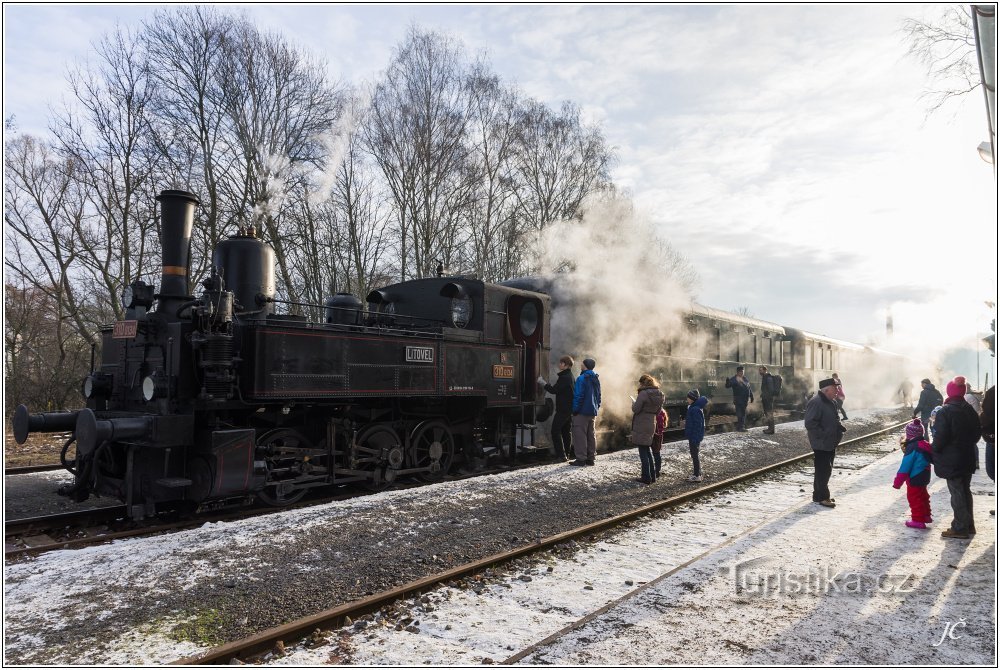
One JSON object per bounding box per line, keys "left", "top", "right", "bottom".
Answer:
{"left": 14, "top": 190, "right": 551, "bottom": 519}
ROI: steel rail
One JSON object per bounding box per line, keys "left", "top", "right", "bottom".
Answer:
{"left": 175, "top": 420, "right": 907, "bottom": 665}
{"left": 4, "top": 463, "right": 64, "bottom": 476}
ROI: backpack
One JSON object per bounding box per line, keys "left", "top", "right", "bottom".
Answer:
{"left": 771, "top": 374, "right": 783, "bottom": 396}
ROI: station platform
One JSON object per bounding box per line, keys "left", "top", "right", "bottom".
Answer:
{"left": 520, "top": 446, "right": 997, "bottom": 665}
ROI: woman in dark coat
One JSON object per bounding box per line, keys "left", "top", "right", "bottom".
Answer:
{"left": 632, "top": 374, "right": 665, "bottom": 484}
{"left": 933, "top": 377, "right": 982, "bottom": 539}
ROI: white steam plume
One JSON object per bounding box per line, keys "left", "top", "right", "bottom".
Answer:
{"left": 529, "top": 192, "right": 697, "bottom": 423}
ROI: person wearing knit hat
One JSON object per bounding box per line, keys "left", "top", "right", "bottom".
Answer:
{"left": 893, "top": 419, "right": 934, "bottom": 529}
{"left": 946, "top": 376, "right": 967, "bottom": 400}
{"left": 804, "top": 377, "right": 847, "bottom": 508}
{"left": 932, "top": 376, "right": 982, "bottom": 539}
{"left": 683, "top": 389, "right": 708, "bottom": 482}
{"left": 831, "top": 372, "right": 848, "bottom": 421}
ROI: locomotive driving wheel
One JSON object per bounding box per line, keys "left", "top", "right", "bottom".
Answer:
{"left": 255, "top": 428, "right": 311, "bottom": 506}
{"left": 354, "top": 423, "right": 404, "bottom": 491}
{"left": 409, "top": 420, "right": 455, "bottom": 482}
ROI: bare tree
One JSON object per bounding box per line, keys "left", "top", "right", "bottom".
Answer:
{"left": 51, "top": 26, "right": 160, "bottom": 313}
{"left": 364, "top": 26, "right": 473, "bottom": 279}
{"left": 462, "top": 67, "right": 524, "bottom": 280}
{"left": 903, "top": 6, "right": 981, "bottom": 114}
{"left": 512, "top": 99, "right": 614, "bottom": 236}
{"left": 212, "top": 22, "right": 344, "bottom": 304}
{"left": 4, "top": 282, "right": 91, "bottom": 415}
{"left": 4, "top": 134, "right": 103, "bottom": 339}
{"left": 143, "top": 6, "right": 237, "bottom": 280}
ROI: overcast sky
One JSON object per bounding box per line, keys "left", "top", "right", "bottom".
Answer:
{"left": 3, "top": 3, "right": 997, "bottom": 374}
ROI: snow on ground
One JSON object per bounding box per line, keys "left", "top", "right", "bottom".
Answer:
{"left": 1, "top": 407, "right": 936, "bottom": 665}
{"left": 271, "top": 432, "right": 996, "bottom": 666}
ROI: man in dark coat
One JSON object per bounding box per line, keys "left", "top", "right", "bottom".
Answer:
{"left": 804, "top": 378, "right": 846, "bottom": 508}
{"left": 933, "top": 377, "right": 983, "bottom": 539}
{"left": 913, "top": 378, "right": 944, "bottom": 438}
{"left": 540, "top": 355, "right": 575, "bottom": 461}
{"left": 982, "top": 385, "right": 995, "bottom": 484}
{"left": 725, "top": 366, "right": 754, "bottom": 431}
{"left": 758, "top": 365, "right": 777, "bottom": 434}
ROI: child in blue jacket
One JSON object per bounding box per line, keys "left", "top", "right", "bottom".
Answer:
{"left": 893, "top": 418, "right": 933, "bottom": 528}
{"left": 684, "top": 389, "right": 708, "bottom": 482}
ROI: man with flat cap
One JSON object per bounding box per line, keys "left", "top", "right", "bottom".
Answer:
{"left": 804, "top": 378, "right": 847, "bottom": 508}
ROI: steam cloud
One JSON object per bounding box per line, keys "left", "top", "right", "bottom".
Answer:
{"left": 530, "top": 193, "right": 695, "bottom": 423}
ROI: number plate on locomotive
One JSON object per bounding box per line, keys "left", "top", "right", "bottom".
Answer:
{"left": 112, "top": 320, "right": 138, "bottom": 339}
{"left": 492, "top": 364, "right": 514, "bottom": 379}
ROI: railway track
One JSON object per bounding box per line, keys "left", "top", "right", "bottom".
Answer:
{"left": 175, "top": 419, "right": 906, "bottom": 665}
{"left": 0, "top": 413, "right": 808, "bottom": 559}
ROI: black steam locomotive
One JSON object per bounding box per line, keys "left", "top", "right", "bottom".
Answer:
{"left": 14, "top": 190, "right": 550, "bottom": 519}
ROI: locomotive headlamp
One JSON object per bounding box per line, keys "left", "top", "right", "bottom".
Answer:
{"left": 122, "top": 280, "right": 155, "bottom": 310}
{"left": 142, "top": 374, "right": 167, "bottom": 402}
{"left": 83, "top": 373, "right": 113, "bottom": 399}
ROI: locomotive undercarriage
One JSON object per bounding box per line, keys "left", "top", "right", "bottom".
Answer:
{"left": 54, "top": 398, "right": 524, "bottom": 519}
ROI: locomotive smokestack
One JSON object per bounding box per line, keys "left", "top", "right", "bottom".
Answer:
{"left": 155, "top": 189, "right": 200, "bottom": 320}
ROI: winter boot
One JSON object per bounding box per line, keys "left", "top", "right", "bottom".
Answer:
{"left": 905, "top": 520, "right": 927, "bottom": 529}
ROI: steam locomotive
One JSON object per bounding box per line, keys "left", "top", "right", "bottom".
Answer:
{"left": 14, "top": 190, "right": 551, "bottom": 519}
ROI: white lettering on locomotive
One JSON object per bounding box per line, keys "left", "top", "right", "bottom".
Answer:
{"left": 405, "top": 346, "right": 435, "bottom": 363}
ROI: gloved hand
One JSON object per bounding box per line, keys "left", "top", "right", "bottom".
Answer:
{"left": 892, "top": 472, "right": 907, "bottom": 489}
{"left": 537, "top": 376, "right": 546, "bottom": 385}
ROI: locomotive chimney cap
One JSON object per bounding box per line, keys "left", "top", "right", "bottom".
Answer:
{"left": 156, "top": 189, "right": 201, "bottom": 206}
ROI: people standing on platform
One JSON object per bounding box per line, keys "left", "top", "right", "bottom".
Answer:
{"left": 652, "top": 407, "right": 667, "bottom": 480}
{"left": 893, "top": 419, "right": 934, "bottom": 529}
{"left": 913, "top": 378, "right": 943, "bottom": 438}
{"left": 758, "top": 365, "right": 777, "bottom": 434}
{"left": 804, "top": 378, "right": 847, "bottom": 508}
{"left": 982, "top": 385, "right": 995, "bottom": 517}
{"left": 832, "top": 372, "right": 848, "bottom": 420}
{"left": 684, "top": 389, "right": 708, "bottom": 482}
{"left": 540, "top": 355, "right": 575, "bottom": 462}
{"left": 932, "top": 377, "right": 982, "bottom": 539}
{"left": 725, "top": 366, "right": 753, "bottom": 431}
{"left": 570, "top": 358, "right": 601, "bottom": 467}
{"left": 897, "top": 379, "right": 914, "bottom": 407}
{"left": 929, "top": 403, "right": 944, "bottom": 439}
{"left": 631, "top": 375, "right": 665, "bottom": 484}
{"left": 963, "top": 379, "right": 982, "bottom": 414}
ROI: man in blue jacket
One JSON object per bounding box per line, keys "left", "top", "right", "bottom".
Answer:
{"left": 570, "top": 358, "right": 602, "bottom": 466}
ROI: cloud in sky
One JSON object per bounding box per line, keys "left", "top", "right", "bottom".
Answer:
{"left": 3, "top": 4, "right": 996, "bottom": 370}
